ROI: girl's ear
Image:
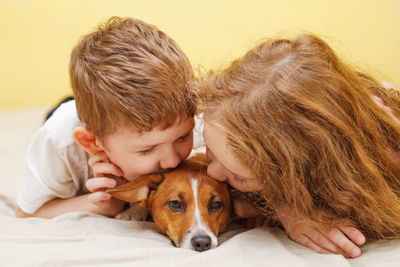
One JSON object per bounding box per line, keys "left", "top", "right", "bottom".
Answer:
{"left": 72, "top": 126, "right": 104, "bottom": 155}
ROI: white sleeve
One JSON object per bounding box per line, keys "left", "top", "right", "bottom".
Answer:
{"left": 193, "top": 114, "right": 205, "bottom": 149}
{"left": 16, "top": 126, "right": 78, "bottom": 214}
{"left": 190, "top": 114, "right": 206, "bottom": 156}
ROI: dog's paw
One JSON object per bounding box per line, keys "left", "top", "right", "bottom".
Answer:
{"left": 115, "top": 203, "right": 150, "bottom": 221}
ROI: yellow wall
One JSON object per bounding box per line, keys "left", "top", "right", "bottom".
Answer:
{"left": 1, "top": 0, "right": 399, "bottom": 109}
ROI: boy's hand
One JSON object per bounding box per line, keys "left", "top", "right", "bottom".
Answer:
{"left": 88, "top": 151, "right": 124, "bottom": 180}
{"left": 85, "top": 177, "right": 125, "bottom": 217}
{"left": 277, "top": 207, "right": 366, "bottom": 258}
{"left": 86, "top": 151, "right": 128, "bottom": 217}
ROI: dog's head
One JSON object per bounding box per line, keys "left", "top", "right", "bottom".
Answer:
{"left": 107, "top": 154, "right": 231, "bottom": 251}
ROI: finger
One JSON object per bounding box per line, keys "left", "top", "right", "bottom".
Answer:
{"left": 92, "top": 162, "right": 123, "bottom": 178}
{"left": 114, "top": 176, "right": 129, "bottom": 186}
{"left": 381, "top": 81, "right": 398, "bottom": 90}
{"left": 326, "top": 227, "right": 361, "bottom": 258}
{"left": 371, "top": 95, "right": 384, "bottom": 107}
{"left": 371, "top": 96, "right": 400, "bottom": 125}
{"left": 294, "top": 234, "right": 332, "bottom": 255}
{"left": 86, "top": 177, "right": 117, "bottom": 192}
{"left": 88, "top": 191, "right": 112, "bottom": 205}
{"left": 305, "top": 228, "right": 343, "bottom": 255}
{"left": 339, "top": 226, "right": 366, "bottom": 246}
{"left": 88, "top": 152, "right": 109, "bottom": 168}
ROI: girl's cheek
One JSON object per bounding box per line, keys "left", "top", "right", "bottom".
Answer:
{"left": 231, "top": 180, "right": 262, "bottom": 193}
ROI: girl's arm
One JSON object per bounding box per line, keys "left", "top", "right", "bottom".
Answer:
{"left": 276, "top": 206, "right": 365, "bottom": 258}
{"left": 276, "top": 82, "right": 398, "bottom": 258}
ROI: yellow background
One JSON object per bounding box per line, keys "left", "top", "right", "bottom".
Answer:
{"left": 1, "top": 0, "right": 399, "bottom": 109}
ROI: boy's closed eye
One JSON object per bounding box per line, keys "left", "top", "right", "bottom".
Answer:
{"left": 177, "top": 132, "right": 191, "bottom": 142}
{"left": 138, "top": 146, "right": 156, "bottom": 155}
{"left": 137, "top": 131, "right": 192, "bottom": 156}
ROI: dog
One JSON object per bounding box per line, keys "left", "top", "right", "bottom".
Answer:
{"left": 107, "top": 154, "right": 232, "bottom": 251}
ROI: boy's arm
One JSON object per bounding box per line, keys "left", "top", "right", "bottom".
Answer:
{"left": 15, "top": 192, "right": 124, "bottom": 219}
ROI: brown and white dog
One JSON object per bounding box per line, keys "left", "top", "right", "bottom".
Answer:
{"left": 107, "top": 154, "right": 232, "bottom": 251}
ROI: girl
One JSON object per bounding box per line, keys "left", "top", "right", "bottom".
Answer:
{"left": 198, "top": 33, "right": 400, "bottom": 258}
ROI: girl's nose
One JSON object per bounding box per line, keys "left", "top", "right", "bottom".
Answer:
{"left": 207, "top": 160, "right": 227, "bottom": 182}
{"left": 206, "top": 148, "right": 227, "bottom": 181}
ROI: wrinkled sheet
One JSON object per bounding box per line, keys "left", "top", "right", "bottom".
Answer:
{"left": 0, "top": 106, "right": 399, "bottom": 267}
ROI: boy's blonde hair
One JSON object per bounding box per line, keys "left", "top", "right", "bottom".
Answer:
{"left": 198, "top": 33, "right": 400, "bottom": 239}
{"left": 70, "top": 17, "right": 195, "bottom": 139}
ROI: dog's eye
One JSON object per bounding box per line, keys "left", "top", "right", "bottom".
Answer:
{"left": 167, "top": 200, "right": 184, "bottom": 211}
{"left": 209, "top": 200, "right": 223, "bottom": 212}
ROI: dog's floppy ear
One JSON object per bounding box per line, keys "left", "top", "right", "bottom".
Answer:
{"left": 107, "top": 174, "right": 164, "bottom": 203}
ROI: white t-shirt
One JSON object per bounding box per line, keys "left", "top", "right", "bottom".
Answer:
{"left": 16, "top": 100, "right": 205, "bottom": 214}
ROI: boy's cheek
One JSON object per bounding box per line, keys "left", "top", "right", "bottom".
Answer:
{"left": 180, "top": 143, "right": 193, "bottom": 162}
{"left": 122, "top": 160, "right": 159, "bottom": 181}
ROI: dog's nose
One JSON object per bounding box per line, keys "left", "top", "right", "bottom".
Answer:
{"left": 191, "top": 236, "right": 212, "bottom": 252}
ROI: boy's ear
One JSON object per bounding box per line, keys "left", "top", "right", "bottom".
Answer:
{"left": 72, "top": 126, "right": 104, "bottom": 155}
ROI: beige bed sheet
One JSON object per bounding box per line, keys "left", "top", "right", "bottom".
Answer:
{"left": 0, "top": 106, "right": 399, "bottom": 267}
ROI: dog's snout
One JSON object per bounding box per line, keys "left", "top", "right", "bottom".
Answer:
{"left": 191, "top": 236, "right": 212, "bottom": 252}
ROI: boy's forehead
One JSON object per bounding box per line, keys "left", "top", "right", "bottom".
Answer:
{"left": 151, "top": 114, "right": 194, "bottom": 132}
{"left": 111, "top": 115, "right": 195, "bottom": 147}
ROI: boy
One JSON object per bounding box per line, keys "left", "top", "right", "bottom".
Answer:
{"left": 15, "top": 17, "right": 202, "bottom": 218}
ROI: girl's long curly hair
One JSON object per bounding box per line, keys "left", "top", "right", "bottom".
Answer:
{"left": 197, "top": 33, "right": 400, "bottom": 239}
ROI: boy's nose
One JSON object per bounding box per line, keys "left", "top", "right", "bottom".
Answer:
{"left": 160, "top": 149, "right": 181, "bottom": 169}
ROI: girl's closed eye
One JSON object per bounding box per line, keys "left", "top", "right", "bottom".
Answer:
{"left": 233, "top": 175, "right": 247, "bottom": 184}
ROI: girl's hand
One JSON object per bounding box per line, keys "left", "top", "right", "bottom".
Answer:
{"left": 381, "top": 81, "right": 398, "bottom": 91}
{"left": 277, "top": 207, "right": 366, "bottom": 258}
